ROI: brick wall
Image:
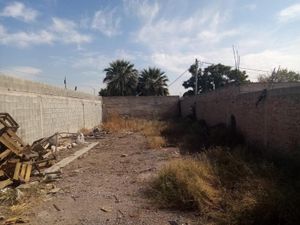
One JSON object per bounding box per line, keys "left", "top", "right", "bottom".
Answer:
{"left": 0, "top": 75, "right": 102, "bottom": 144}
{"left": 185, "top": 84, "right": 300, "bottom": 151}
{"left": 103, "top": 96, "right": 180, "bottom": 121}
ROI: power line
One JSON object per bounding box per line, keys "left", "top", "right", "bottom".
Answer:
{"left": 168, "top": 69, "right": 189, "bottom": 87}
{"left": 201, "top": 61, "right": 270, "bottom": 73}
{"left": 168, "top": 60, "right": 272, "bottom": 87}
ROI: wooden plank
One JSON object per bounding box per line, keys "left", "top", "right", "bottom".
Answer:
{"left": 0, "top": 136, "right": 19, "bottom": 154}
{"left": 0, "top": 178, "right": 13, "bottom": 189}
{"left": 2, "top": 133, "right": 23, "bottom": 152}
{"left": 44, "top": 142, "right": 98, "bottom": 174}
{"left": 0, "top": 149, "right": 11, "bottom": 160}
{"left": 13, "top": 162, "right": 21, "bottom": 180}
{"left": 20, "top": 164, "right": 27, "bottom": 180}
{"left": 24, "top": 164, "right": 32, "bottom": 182}
{"left": 6, "top": 129, "right": 26, "bottom": 146}
{"left": 0, "top": 118, "right": 11, "bottom": 129}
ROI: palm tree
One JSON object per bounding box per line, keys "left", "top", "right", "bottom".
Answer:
{"left": 103, "top": 60, "right": 138, "bottom": 96}
{"left": 137, "top": 67, "right": 169, "bottom": 96}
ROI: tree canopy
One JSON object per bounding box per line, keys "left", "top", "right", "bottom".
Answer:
{"left": 258, "top": 68, "right": 300, "bottom": 83}
{"left": 183, "top": 63, "right": 249, "bottom": 96}
{"left": 99, "top": 60, "right": 169, "bottom": 96}
{"left": 101, "top": 60, "right": 138, "bottom": 96}
{"left": 137, "top": 67, "right": 169, "bottom": 96}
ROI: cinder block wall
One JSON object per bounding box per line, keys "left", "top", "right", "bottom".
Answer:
{"left": 180, "top": 96, "right": 197, "bottom": 118}
{"left": 184, "top": 84, "right": 300, "bottom": 151}
{"left": 0, "top": 75, "right": 102, "bottom": 144}
{"left": 103, "top": 96, "right": 180, "bottom": 121}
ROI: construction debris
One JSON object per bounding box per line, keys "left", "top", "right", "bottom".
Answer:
{"left": 4, "top": 217, "right": 29, "bottom": 224}
{"left": 0, "top": 113, "right": 29, "bottom": 189}
{"left": 0, "top": 112, "right": 102, "bottom": 190}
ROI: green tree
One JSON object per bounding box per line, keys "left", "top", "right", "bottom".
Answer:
{"left": 98, "top": 88, "right": 108, "bottom": 96}
{"left": 102, "top": 60, "right": 138, "bottom": 96}
{"left": 137, "top": 67, "right": 169, "bottom": 96}
{"left": 183, "top": 63, "right": 249, "bottom": 96}
{"left": 258, "top": 68, "right": 300, "bottom": 83}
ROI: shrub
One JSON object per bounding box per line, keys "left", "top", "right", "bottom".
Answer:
{"left": 150, "top": 157, "right": 221, "bottom": 212}
{"left": 150, "top": 147, "right": 300, "bottom": 225}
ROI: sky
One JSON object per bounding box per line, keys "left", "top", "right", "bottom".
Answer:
{"left": 0, "top": 0, "right": 300, "bottom": 95}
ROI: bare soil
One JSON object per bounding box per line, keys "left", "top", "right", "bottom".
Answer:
{"left": 20, "top": 132, "right": 197, "bottom": 225}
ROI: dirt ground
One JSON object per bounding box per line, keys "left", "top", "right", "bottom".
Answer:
{"left": 16, "top": 132, "right": 198, "bottom": 225}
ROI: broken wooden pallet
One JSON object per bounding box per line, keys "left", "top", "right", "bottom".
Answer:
{"left": 13, "top": 162, "right": 32, "bottom": 183}
{"left": 0, "top": 128, "right": 25, "bottom": 156}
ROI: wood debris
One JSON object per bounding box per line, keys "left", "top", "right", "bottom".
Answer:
{"left": 0, "top": 113, "right": 29, "bottom": 189}
{"left": 4, "top": 217, "right": 29, "bottom": 224}
{"left": 1, "top": 113, "right": 101, "bottom": 190}
{"left": 53, "top": 203, "right": 61, "bottom": 211}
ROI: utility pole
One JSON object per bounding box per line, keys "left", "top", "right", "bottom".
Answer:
{"left": 195, "top": 58, "right": 198, "bottom": 96}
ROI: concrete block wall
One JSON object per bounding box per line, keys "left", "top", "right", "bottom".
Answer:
{"left": 0, "top": 75, "right": 102, "bottom": 144}
{"left": 180, "top": 96, "right": 197, "bottom": 118}
{"left": 103, "top": 96, "right": 180, "bottom": 121}
{"left": 233, "top": 87, "right": 300, "bottom": 151}
{"left": 188, "top": 84, "right": 300, "bottom": 151}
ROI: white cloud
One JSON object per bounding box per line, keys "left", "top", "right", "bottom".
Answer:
{"left": 0, "top": 24, "right": 54, "bottom": 47}
{"left": 0, "top": 1, "right": 38, "bottom": 22}
{"left": 278, "top": 3, "right": 300, "bottom": 22}
{"left": 242, "top": 50, "right": 300, "bottom": 80}
{"left": 0, "top": 17, "right": 92, "bottom": 48}
{"left": 115, "top": 49, "right": 136, "bottom": 61}
{"left": 123, "top": 0, "right": 159, "bottom": 21}
{"left": 0, "top": 66, "right": 42, "bottom": 80}
{"left": 51, "top": 17, "right": 92, "bottom": 45}
{"left": 71, "top": 52, "right": 111, "bottom": 70}
{"left": 135, "top": 8, "right": 236, "bottom": 52}
{"left": 13, "top": 66, "right": 42, "bottom": 75}
{"left": 91, "top": 9, "right": 121, "bottom": 37}
{"left": 71, "top": 49, "right": 138, "bottom": 70}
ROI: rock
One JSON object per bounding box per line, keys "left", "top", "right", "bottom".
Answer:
{"left": 16, "top": 181, "right": 39, "bottom": 190}
{"left": 43, "top": 173, "right": 62, "bottom": 182}
{"left": 48, "top": 188, "right": 61, "bottom": 194}
{"left": 76, "top": 133, "right": 85, "bottom": 144}
{"left": 121, "top": 154, "right": 128, "bottom": 157}
{"left": 71, "top": 142, "right": 77, "bottom": 147}
{"left": 0, "top": 215, "right": 5, "bottom": 220}
{"left": 16, "top": 189, "right": 24, "bottom": 201}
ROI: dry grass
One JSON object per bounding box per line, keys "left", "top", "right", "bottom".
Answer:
{"left": 0, "top": 183, "right": 44, "bottom": 220}
{"left": 102, "top": 113, "right": 167, "bottom": 149}
{"left": 149, "top": 147, "right": 300, "bottom": 225}
{"left": 150, "top": 157, "right": 221, "bottom": 212}
{"left": 104, "top": 115, "right": 300, "bottom": 224}
{"left": 79, "top": 127, "right": 91, "bottom": 136}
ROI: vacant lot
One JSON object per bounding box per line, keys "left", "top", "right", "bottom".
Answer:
{"left": 17, "top": 132, "right": 197, "bottom": 225}
{"left": 1, "top": 117, "right": 299, "bottom": 225}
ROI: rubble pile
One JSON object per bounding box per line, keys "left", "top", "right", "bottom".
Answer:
{"left": 0, "top": 113, "right": 30, "bottom": 189}
{"left": 0, "top": 113, "right": 94, "bottom": 190}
